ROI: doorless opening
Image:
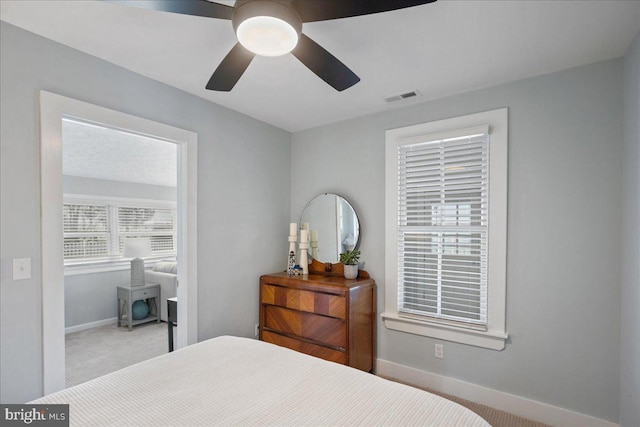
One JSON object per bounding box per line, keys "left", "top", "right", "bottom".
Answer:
{"left": 40, "top": 91, "right": 198, "bottom": 395}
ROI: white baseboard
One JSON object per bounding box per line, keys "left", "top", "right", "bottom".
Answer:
{"left": 65, "top": 317, "right": 117, "bottom": 334}
{"left": 376, "top": 359, "right": 618, "bottom": 427}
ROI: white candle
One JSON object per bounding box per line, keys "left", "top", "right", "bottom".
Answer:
{"left": 289, "top": 222, "right": 297, "bottom": 236}
{"left": 302, "top": 222, "right": 309, "bottom": 231}
{"left": 311, "top": 229, "right": 318, "bottom": 241}
{"left": 300, "top": 229, "right": 309, "bottom": 243}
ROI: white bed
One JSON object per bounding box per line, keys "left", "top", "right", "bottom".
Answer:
{"left": 33, "top": 336, "right": 489, "bottom": 426}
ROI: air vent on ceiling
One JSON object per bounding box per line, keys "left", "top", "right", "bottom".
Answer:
{"left": 383, "top": 90, "right": 422, "bottom": 104}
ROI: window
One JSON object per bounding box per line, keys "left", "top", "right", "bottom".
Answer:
{"left": 117, "top": 206, "right": 176, "bottom": 254}
{"left": 384, "top": 109, "right": 508, "bottom": 350}
{"left": 63, "top": 196, "right": 176, "bottom": 271}
{"left": 63, "top": 203, "right": 109, "bottom": 260}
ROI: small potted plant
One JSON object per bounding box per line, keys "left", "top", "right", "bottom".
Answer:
{"left": 339, "top": 249, "right": 361, "bottom": 279}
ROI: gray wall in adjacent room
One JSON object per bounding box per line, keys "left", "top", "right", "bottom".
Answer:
{"left": 0, "top": 22, "right": 291, "bottom": 403}
{"left": 64, "top": 271, "right": 130, "bottom": 328}
{"left": 620, "top": 30, "right": 640, "bottom": 427}
{"left": 291, "top": 59, "right": 623, "bottom": 422}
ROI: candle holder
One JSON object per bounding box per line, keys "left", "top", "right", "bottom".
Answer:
{"left": 299, "top": 229, "right": 309, "bottom": 275}
{"left": 310, "top": 236, "right": 319, "bottom": 260}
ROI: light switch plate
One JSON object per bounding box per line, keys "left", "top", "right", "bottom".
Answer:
{"left": 13, "top": 258, "right": 31, "bottom": 280}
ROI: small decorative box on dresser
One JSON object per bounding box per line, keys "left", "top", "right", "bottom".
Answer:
{"left": 259, "top": 260, "right": 376, "bottom": 373}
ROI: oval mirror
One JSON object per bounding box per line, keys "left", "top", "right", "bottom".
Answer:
{"left": 299, "top": 193, "right": 360, "bottom": 264}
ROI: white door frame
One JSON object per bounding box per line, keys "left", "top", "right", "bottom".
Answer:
{"left": 39, "top": 91, "right": 198, "bottom": 395}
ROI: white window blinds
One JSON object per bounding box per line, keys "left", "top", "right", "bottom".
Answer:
{"left": 63, "top": 204, "right": 110, "bottom": 260}
{"left": 117, "top": 206, "right": 176, "bottom": 255}
{"left": 63, "top": 200, "right": 176, "bottom": 263}
{"left": 397, "top": 126, "right": 489, "bottom": 328}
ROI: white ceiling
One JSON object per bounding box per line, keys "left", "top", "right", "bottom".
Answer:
{"left": 1, "top": 1, "right": 639, "bottom": 132}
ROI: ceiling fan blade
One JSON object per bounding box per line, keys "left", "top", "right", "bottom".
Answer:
{"left": 206, "top": 43, "right": 255, "bottom": 91}
{"left": 105, "top": 0, "right": 234, "bottom": 20}
{"left": 291, "top": 0, "right": 436, "bottom": 23}
{"left": 291, "top": 33, "right": 360, "bottom": 91}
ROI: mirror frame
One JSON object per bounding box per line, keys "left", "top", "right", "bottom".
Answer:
{"left": 299, "top": 192, "right": 360, "bottom": 264}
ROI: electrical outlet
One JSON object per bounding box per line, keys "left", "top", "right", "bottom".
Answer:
{"left": 255, "top": 323, "right": 259, "bottom": 337}
{"left": 435, "top": 343, "right": 444, "bottom": 359}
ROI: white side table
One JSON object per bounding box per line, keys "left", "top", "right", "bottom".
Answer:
{"left": 117, "top": 283, "right": 160, "bottom": 331}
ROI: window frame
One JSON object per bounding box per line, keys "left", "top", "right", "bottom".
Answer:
{"left": 383, "top": 108, "right": 508, "bottom": 350}
{"left": 63, "top": 194, "right": 177, "bottom": 275}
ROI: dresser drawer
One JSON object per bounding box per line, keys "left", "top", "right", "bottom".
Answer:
{"left": 132, "top": 287, "right": 157, "bottom": 301}
{"left": 262, "top": 330, "right": 346, "bottom": 365}
{"left": 261, "top": 284, "right": 346, "bottom": 319}
{"left": 263, "top": 305, "right": 346, "bottom": 348}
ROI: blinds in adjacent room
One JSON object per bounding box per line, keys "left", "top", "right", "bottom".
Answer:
{"left": 63, "top": 199, "right": 176, "bottom": 263}
{"left": 397, "top": 126, "right": 489, "bottom": 328}
{"left": 63, "top": 204, "right": 110, "bottom": 259}
{"left": 117, "top": 206, "right": 175, "bottom": 254}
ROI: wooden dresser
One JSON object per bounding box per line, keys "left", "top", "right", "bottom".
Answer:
{"left": 259, "top": 262, "right": 375, "bottom": 372}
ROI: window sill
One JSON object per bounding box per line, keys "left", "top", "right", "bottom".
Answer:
{"left": 381, "top": 312, "right": 508, "bottom": 350}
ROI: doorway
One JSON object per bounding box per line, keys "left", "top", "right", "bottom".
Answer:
{"left": 39, "top": 91, "right": 198, "bottom": 395}
{"left": 62, "top": 118, "right": 179, "bottom": 385}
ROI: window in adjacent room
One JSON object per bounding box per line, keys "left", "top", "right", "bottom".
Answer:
{"left": 63, "top": 197, "right": 177, "bottom": 269}
{"left": 63, "top": 203, "right": 109, "bottom": 260}
{"left": 383, "top": 108, "right": 508, "bottom": 350}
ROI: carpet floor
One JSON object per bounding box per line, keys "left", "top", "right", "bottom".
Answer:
{"left": 406, "top": 384, "right": 550, "bottom": 427}
{"left": 67, "top": 325, "right": 547, "bottom": 426}
{"left": 65, "top": 321, "right": 172, "bottom": 387}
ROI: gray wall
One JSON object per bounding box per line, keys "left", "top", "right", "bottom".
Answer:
{"left": 291, "top": 59, "right": 623, "bottom": 422}
{"left": 620, "top": 31, "right": 640, "bottom": 427}
{"left": 64, "top": 271, "right": 130, "bottom": 328}
{"left": 62, "top": 176, "right": 177, "bottom": 329}
{"left": 0, "top": 22, "right": 291, "bottom": 403}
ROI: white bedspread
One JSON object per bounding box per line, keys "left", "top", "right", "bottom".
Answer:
{"left": 33, "top": 336, "right": 489, "bottom": 426}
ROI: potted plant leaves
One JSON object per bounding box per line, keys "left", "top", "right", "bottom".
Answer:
{"left": 339, "top": 249, "right": 361, "bottom": 279}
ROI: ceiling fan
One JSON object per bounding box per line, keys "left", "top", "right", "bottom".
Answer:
{"left": 110, "top": 0, "right": 437, "bottom": 91}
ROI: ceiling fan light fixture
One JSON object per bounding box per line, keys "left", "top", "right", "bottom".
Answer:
{"left": 236, "top": 16, "right": 298, "bottom": 56}
{"left": 232, "top": 0, "right": 302, "bottom": 57}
